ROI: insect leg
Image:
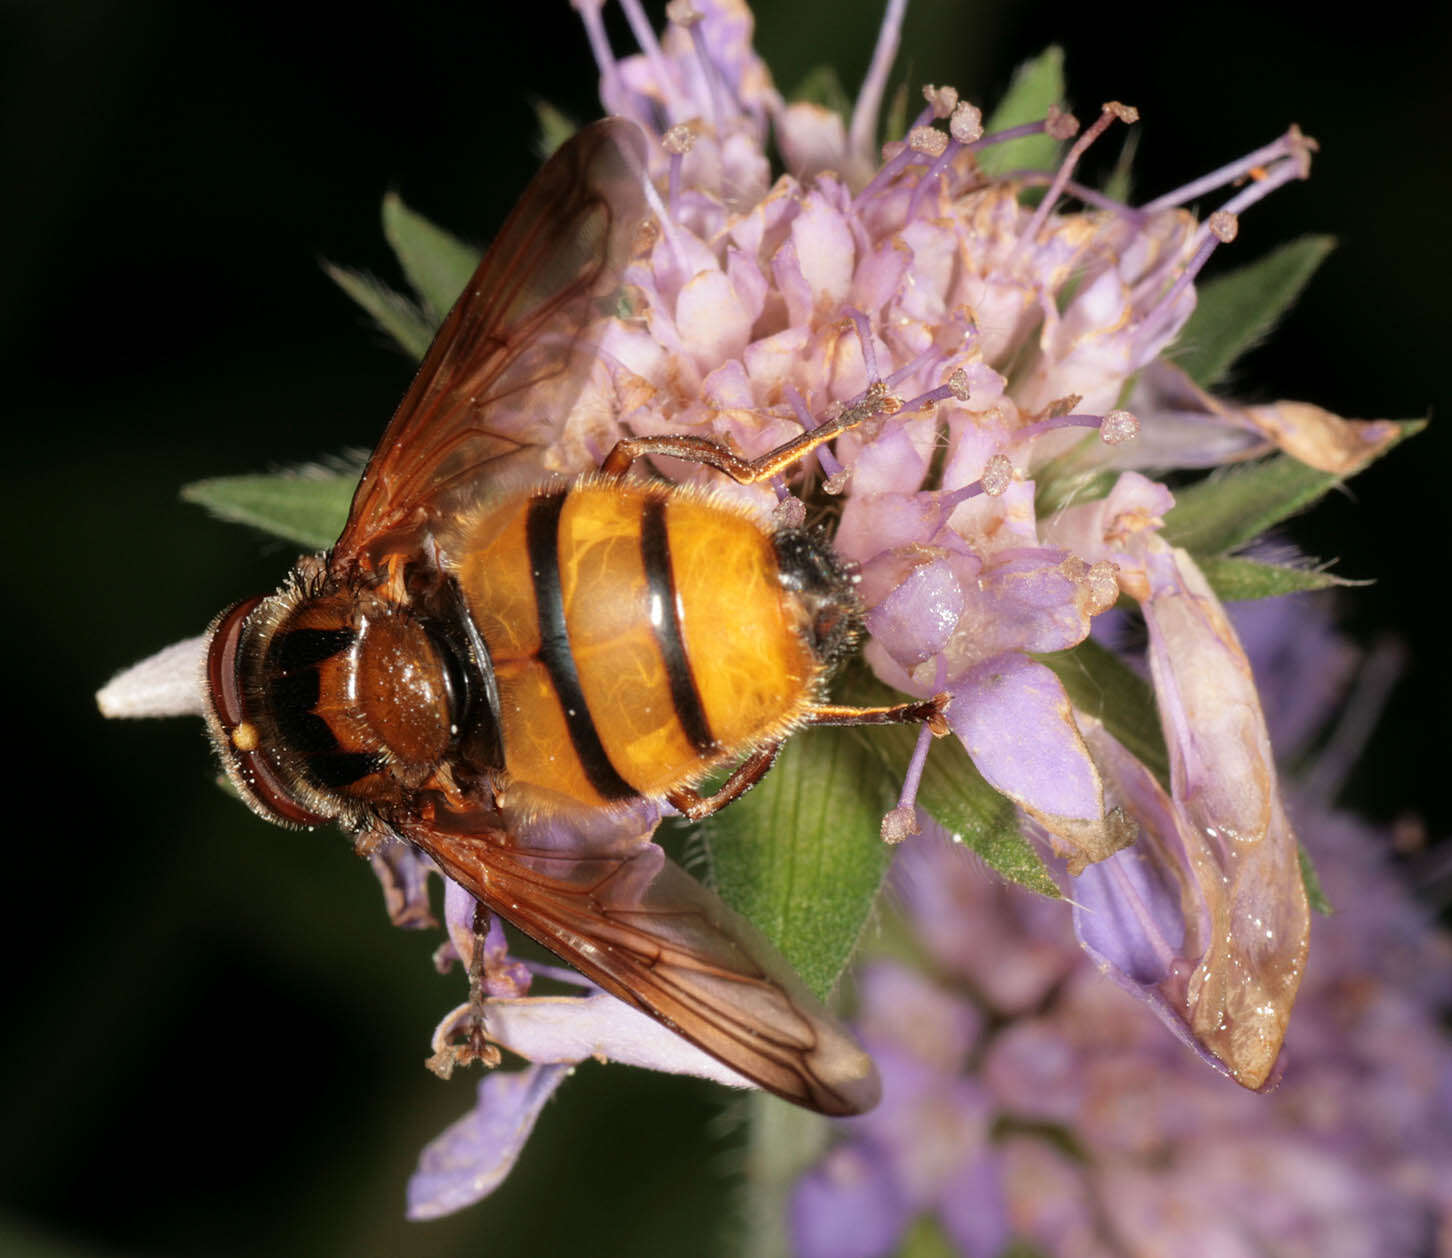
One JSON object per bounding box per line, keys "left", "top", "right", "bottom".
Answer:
{"left": 426, "top": 901, "right": 503, "bottom": 1079}
{"left": 667, "top": 692, "right": 949, "bottom": 822}
{"left": 666, "top": 742, "right": 783, "bottom": 820}
{"left": 601, "top": 381, "right": 895, "bottom": 484}
{"left": 803, "top": 694, "right": 951, "bottom": 737}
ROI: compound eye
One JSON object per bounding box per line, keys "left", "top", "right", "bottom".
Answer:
{"left": 205, "top": 596, "right": 331, "bottom": 829}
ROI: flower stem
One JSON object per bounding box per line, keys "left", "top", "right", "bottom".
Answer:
{"left": 742, "top": 1092, "right": 830, "bottom": 1258}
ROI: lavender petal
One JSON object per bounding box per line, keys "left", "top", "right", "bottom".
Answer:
{"left": 949, "top": 653, "right": 1120, "bottom": 871}
{"left": 367, "top": 837, "right": 438, "bottom": 931}
{"left": 789, "top": 1142, "right": 912, "bottom": 1258}
{"left": 405, "top": 1063, "right": 571, "bottom": 1220}
{"left": 1142, "top": 546, "right": 1310, "bottom": 1086}
{"left": 1071, "top": 840, "right": 1186, "bottom": 986}
{"left": 937, "top": 1151, "right": 1012, "bottom": 1258}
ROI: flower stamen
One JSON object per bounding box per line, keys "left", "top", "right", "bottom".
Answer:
{"left": 932, "top": 452, "right": 1014, "bottom": 532}
{"left": 855, "top": 143, "right": 919, "bottom": 203}
{"left": 639, "top": 168, "right": 691, "bottom": 275}
{"left": 662, "top": 123, "right": 694, "bottom": 214}
{"left": 1010, "top": 409, "right": 1139, "bottom": 446}
{"left": 904, "top": 97, "right": 987, "bottom": 219}
{"left": 1022, "top": 101, "right": 1139, "bottom": 249}
{"left": 670, "top": 3, "right": 730, "bottom": 128}
{"left": 884, "top": 346, "right": 938, "bottom": 390}
{"left": 571, "top": 0, "right": 622, "bottom": 106}
{"left": 618, "top": 0, "right": 688, "bottom": 119}
{"left": 846, "top": 308, "right": 881, "bottom": 383}
{"left": 882, "top": 732, "right": 930, "bottom": 844}
{"left": 1141, "top": 125, "right": 1316, "bottom": 213}
{"left": 882, "top": 656, "right": 949, "bottom": 844}
{"left": 922, "top": 83, "right": 958, "bottom": 119}
{"left": 898, "top": 382, "right": 956, "bottom": 414}
{"left": 848, "top": 0, "right": 909, "bottom": 163}
{"left": 857, "top": 103, "right": 953, "bottom": 205}
{"left": 786, "top": 386, "right": 845, "bottom": 480}
{"left": 968, "top": 104, "right": 1081, "bottom": 168}
{"left": 908, "top": 125, "right": 949, "bottom": 158}
{"left": 1132, "top": 134, "right": 1313, "bottom": 359}
{"left": 949, "top": 100, "right": 983, "bottom": 145}
{"left": 966, "top": 118, "right": 1052, "bottom": 153}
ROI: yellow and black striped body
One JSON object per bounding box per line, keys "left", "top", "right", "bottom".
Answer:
{"left": 205, "top": 480, "right": 861, "bottom": 831}
{"left": 444, "top": 481, "right": 845, "bottom": 811}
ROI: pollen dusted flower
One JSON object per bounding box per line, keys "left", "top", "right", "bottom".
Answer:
{"left": 96, "top": 0, "right": 1415, "bottom": 1225}
{"left": 566, "top": 0, "right": 1399, "bottom": 1097}
{"left": 792, "top": 598, "right": 1452, "bottom": 1258}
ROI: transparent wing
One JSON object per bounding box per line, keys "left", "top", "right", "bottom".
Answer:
{"left": 333, "top": 119, "right": 649, "bottom": 562}
{"left": 400, "top": 821, "right": 882, "bottom": 1117}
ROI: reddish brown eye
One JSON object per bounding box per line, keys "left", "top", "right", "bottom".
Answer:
{"left": 206, "top": 595, "right": 331, "bottom": 829}
{"left": 207, "top": 596, "right": 262, "bottom": 734}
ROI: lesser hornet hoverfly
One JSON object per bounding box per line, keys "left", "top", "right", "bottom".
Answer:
{"left": 202, "top": 119, "right": 947, "bottom": 1116}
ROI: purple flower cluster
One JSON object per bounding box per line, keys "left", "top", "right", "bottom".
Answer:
{"left": 97, "top": 0, "right": 1418, "bottom": 1225}
{"left": 793, "top": 598, "right": 1452, "bottom": 1257}
{"left": 563, "top": 0, "right": 1397, "bottom": 1093}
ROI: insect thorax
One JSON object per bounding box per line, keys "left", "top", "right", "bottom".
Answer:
{"left": 203, "top": 561, "right": 502, "bottom": 831}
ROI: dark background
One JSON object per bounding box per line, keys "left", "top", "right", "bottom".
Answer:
{"left": 4, "top": 2, "right": 1448, "bottom": 1255}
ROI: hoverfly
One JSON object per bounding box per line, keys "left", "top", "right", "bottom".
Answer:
{"left": 201, "top": 119, "right": 946, "bottom": 1117}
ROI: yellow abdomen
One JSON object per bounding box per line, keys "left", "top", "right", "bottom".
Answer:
{"left": 446, "top": 482, "right": 818, "bottom": 809}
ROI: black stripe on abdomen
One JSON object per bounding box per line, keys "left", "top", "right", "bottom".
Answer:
{"left": 526, "top": 490, "right": 638, "bottom": 802}
{"left": 640, "top": 495, "right": 715, "bottom": 755}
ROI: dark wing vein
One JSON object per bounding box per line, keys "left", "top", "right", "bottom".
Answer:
{"left": 401, "top": 823, "right": 881, "bottom": 1116}
{"left": 333, "top": 120, "right": 649, "bottom": 562}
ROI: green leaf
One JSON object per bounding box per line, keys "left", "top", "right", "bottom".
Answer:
{"left": 533, "top": 99, "right": 578, "bottom": 158}
{"left": 1100, "top": 126, "right": 1140, "bottom": 205}
{"left": 893, "top": 1215, "right": 960, "bottom": 1258}
{"left": 979, "top": 46, "right": 1065, "bottom": 176}
{"left": 790, "top": 64, "right": 852, "bottom": 118}
{"left": 1037, "top": 638, "right": 1170, "bottom": 789}
{"left": 1162, "top": 456, "right": 1331, "bottom": 556}
{"left": 920, "top": 741, "right": 1056, "bottom": 896}
{"left": 1300, "top": 843, "right": 1333, "bottom": 915}
{"left": 839, "top": 671, "right": 1058, "bottom": 898}
{"left": 1161, "top": 421, "right": 1422, "bottom": 556}
{"left": 1033, "top": 457, "right": 1117, "bottom": 518}
{"left": 992, "top": 1114, "right": 1088, "bottom": 1163}
{"left": 883, "top": 80, "right": 909, "bottom": 152}
{"left": 182, "top": 469, "right": 357, "bottom": 548}
{"left": 381, "top": 191, "right": 481, "bottom": 322}
{"left": 1172, "top": 236, "right": 1336, "bottom": 388}
{"left": 323, "top": 263, "right": 434, "bottom": 360}
{"left": 1196, "top": 553, "right": 1359, "bottom": 601}
{"left": 702, "top": 727, "right": 897, "bottom": 1001}
{"left": 743, "top": 1092, "right": 830, "bottom": 1258}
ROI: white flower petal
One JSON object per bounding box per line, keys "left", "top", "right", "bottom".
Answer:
{"left": 675, "top": 268, "right": 752, "bottom": 367}
{"left": 96, "top": 635, "right": 207, "bottom": 718}
{"left": 484, "top": 993, "right": 755, "bottom": 1089}
{"left": 790, "top": 191, "right": 855, "bottom": 306}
